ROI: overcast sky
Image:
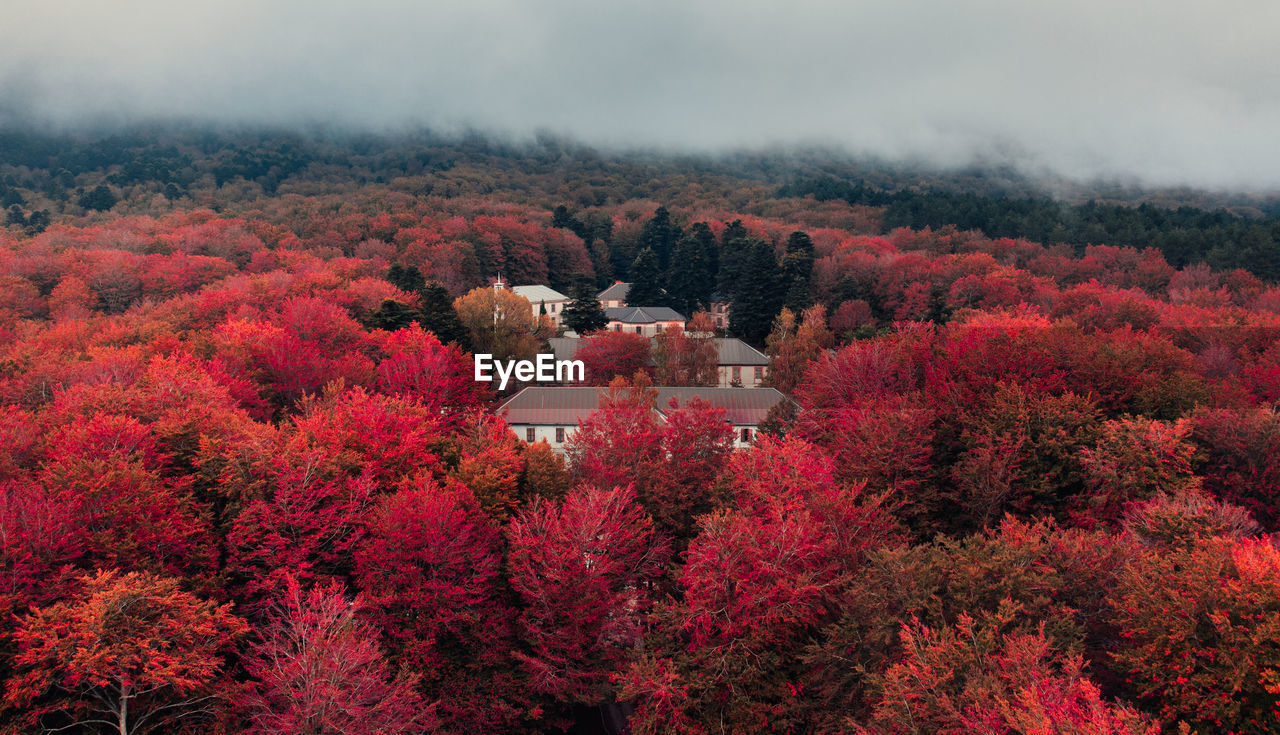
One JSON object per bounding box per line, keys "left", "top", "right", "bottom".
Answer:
{"left": 3, "top": 0, "right": 1278, "bottom": 189}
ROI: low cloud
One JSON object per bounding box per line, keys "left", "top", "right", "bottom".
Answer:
{"left": 4, "top": 0, "right": 1279, "bottom": 189}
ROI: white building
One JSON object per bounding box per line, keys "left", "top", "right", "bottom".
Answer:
{"left": 510, "top": 284, "right": 571, "bottom": 328}
{"left": 548, "top": 335, "right": 768, "bottom": 387}
{"left": 597, "top": 282, "right": 630, "bottom": 309}
{"left": 605, "top": 306, "right": 686, "bottom": 337}
{"left": 713, "top": 338, "right": 769, "bottom": 387}
{"left": 498, "top": 386, "right": 795, "bottom": 451}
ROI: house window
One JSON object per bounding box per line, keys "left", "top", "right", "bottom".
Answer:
{"left": 655, "top": 323, "right": 663, "bottom": 333}
{"left": 551, "top": 303, "right": 557, "bottom": 312}
{"left": 526, "top": 427, "right": 536, "bottom": 442}
{"left": 741, "top": 427, "right": 752, "bottom": 443}
{"left": 732, "top": 366, "right": 741, "bottom": 381}
{"left": 634, "top": 326, "right": 643, "bottom": 334}
{"left": 556, "top": 427, "right": 565, "bottom": 443}
{"left": 613, "top": 323, "right": 621, "bottom": 331}
{"left": 754, "top": 367, "right": 764, "bottom": 382}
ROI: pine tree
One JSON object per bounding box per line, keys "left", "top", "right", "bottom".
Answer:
{"left": 562, "top": 277, "right": 609, "bottom": 334}
{"left": 781, "top": 230, "right": 815, "bottom": 313}
{"left": 367, "top": 300, "right": 420, "bottom": 332}
{"left": 640, "top": 206, "right": 682, "bottom": 271}
{"left": 667, "top": 231, "right": 711, "bottom": 316}
{"left": 717, "top": 220, "right": 752, "bottom": 298}
{"left": 688, "top": 221, "right": 719, "bottom": 286}
{"left": 418, "top": 282, "right": 472, "bottom": 348}
{"left": 626, "top": 247, "right": 666, "bottom": 307}
{"left": 77, "top": 184, "right": 117, "bottom": 212}
{"left": 386, "top": 264, "right": 426, "bottom": 295}
{"left": 729, "top": 240, "right": 783, "bottom": 344}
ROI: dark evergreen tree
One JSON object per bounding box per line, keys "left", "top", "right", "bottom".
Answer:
{"left": 386, "top": 264, "right": 426, "bottom": 295}
{"left": 562, "top": 276, "right": 609, "bottom": 335}
{"left": 686, "top": 221, "right": 719, "bottom": 285}
{"left": 417, "top": 282, "right": 472, "bottom": 348}
{"left": 77, "top": 184, "right": 117, "bottom": 212}
{"left": 6, "top": 205, "right": 25, "bottom": 226}
{"left": 1, "top": 188, "right": 24, "bottom": 207}
{"left": 24, "top": 210, "right": 49, "bottom": 235}
{"left": 551, "top": 204, "right": 576, "bottom": 231}
{"left": 626, "top": 247, "right": 666, "bottom": 307}
{"left": 640, "top": 206, "right": 682, "bottom": 270}
{"left": 781, "top": 230, "right": 815, "bottom": 314}
{"left": 717, "top": 220, "right": 752, "bottom": 298}
{"left": 366, "top": 300, "right": 420, "bottom": 332}
{"left": 667, "top": 232, "right": 711, "bottom": 316}
{"left": 729, "top": 240, "right": 783, "bottom": 344}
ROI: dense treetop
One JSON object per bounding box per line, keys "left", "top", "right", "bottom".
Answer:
{"left": 2, "top": 124, "right": 1280, "bottom": 732}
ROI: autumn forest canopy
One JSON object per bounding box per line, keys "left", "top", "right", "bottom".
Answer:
{"left": 4, "top": 124, "right": 1280, "bottom": 733}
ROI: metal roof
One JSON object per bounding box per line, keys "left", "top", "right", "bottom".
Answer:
{"left": 511, "top": 284, "right": 569, "bottom": 303}
{"left": 497, "top": 387, "right": 605, "bottom": 426}
{"left": 714, "top": 338, "right": 769, "bottom": 366}
{"left": 547, "top": 337, "right": 582, "bottom": 363}
{"left": 654, "top": 387, "right": 788, "bottom": 424}
{"left": 597, "top": 282, "right": 631, "bottom": 300}
{"left": 605, "top": 306, "right": 686, "bottom": 323}
{"left": 498, "top": 386, "right": 791, "bottom": 427}
{"left": 548, "top": 336, "right": 765, "bottom": 366}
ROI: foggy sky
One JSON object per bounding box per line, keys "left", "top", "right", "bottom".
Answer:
{"left": 4, "top": 0, "right": 1279, "bottom": 190}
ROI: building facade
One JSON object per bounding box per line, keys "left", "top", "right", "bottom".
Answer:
{"left": 605, "top": 306, "right": 686, "bottom": 337}
{"left": 713, "top": 338, "right": 769, "bottom": 387}
{"left": 597, "top": 282, "right": 630, "bottom": 309}
{"left": 499, "top": 386, "right": 793, "bottom": 451}
{"left": 510, "top": 284, "right": 571, "bottom": 328}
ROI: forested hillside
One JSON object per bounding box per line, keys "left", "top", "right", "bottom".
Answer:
{"left": 2, "top": 126, "right": 1280, "bottom": 733}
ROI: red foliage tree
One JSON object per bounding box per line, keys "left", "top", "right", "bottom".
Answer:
{"left": 568, "top": 378, "right": 734, "bottom": 540}
{"left": 446, "top": 412, "right": 527, "bottom": 519}
{"left": 243, "top": 576, "right": 431, "bottom": 735}
{"left": 1109, "top": 537, "right": 1280, "bottom": 733}
{"left": 34, "top": 412, "right": 215, "bottom": 579}
{"left": 354, "top": 480, "right": 527, "bottom": 730}
{"left": 626, "top": 438, "right": 896, "bottom": 733}
{"left": 374, "top": 323, "right": 489, "bottom": 418}
{"left": 5, "top": 569, "right": 246, "bottom": 735}
{"left": 651, "top": 323, "right": 718, "bottom": 386}
{"left": 1075, "top": 417, "right": 1199, "bottom": 526}
{"left": 860, "top": 616, "right": 1156, "bottom": 734}
{"left": 1191, "top": 407, "right": 1280, "bottom": 529}
{"left": 576, "top": 330, "right": 652, "bottom": 385}
{"left": 506, "top": 484, "right": 668, "bottom": 705}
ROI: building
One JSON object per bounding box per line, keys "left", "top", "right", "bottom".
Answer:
{"left": 548, "top": 335, "right": 767, "bottom": 387}
{"left": 713, "top": 338, "right": 769, "bottom": 387}
{"left": 605, "top": 306, "right": 686, "bottom": 337}
{"left": 510, "top": 284, "right": 571, "bottom": 328}
{"left": 597, "top": 282, "right": 630, "bottom": 309}
{"left": 498, "top": 386, "right": 794, "bottom": 451}
{"left": 708, "top": 292, "right": 732, "bottom": 329}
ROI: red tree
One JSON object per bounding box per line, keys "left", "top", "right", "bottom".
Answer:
{"left": 576, "top": 330, "right": 652, "bottom": 385}
{"left": 860, "top": 616, "right": 1156, "bottom": 735}
{"left": 374, "top": 323, "right": 489, "bottom": 418}
{"left": 1109, "top": 537, "right": 1280, "bottom": 733}
{"left": 506, "top": 485, "right": 668, "bottom": 705}
{"left": 6, "top": 569, "right": 247, "bottom": 735}
{"left": 243, "top": 576, "right": 431, "bottom": 735}
{"left": 354, "top": 480, "right": 527, "bottom": 730}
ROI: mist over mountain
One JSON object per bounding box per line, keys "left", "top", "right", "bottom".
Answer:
{"left": 4, "top": 0, "right": 1279, "bottom": 191}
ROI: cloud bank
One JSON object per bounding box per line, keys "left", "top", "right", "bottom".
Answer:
{"left": 4, "top": 0, "right": 1279, "bottom": 189}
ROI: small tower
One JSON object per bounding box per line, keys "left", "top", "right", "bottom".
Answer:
{"left": 492, "top": 274, "right": 506, "bottom": 329}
